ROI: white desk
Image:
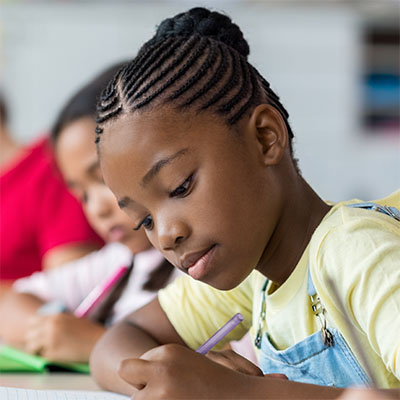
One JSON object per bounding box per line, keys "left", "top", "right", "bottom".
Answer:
{"left": 0, "top": 373, "right": 101, "bottom": 390}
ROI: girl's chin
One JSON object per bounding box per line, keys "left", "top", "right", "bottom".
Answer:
{"left": 207, "top": 279, "right": 241, "bottom": 291}
{"left": 204, "top": 267, "right": 250, "bottom": 291}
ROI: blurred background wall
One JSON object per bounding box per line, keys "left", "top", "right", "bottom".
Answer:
{"left": 0, "top": 0, "right": 399, "bottom": 202}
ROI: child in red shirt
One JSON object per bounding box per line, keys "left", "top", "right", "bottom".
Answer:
{"left": 0, "top": 96, "right": 102, "bottom": 281}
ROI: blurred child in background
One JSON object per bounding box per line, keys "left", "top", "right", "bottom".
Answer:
{"left": 0, "top": 64, "right": 181, "bottom": 363}
{"left": 0, "top": 93, "right": 102, "bottom": 283}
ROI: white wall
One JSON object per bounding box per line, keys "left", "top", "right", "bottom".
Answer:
{"left": 1, "top": 1, "right": 399, "bottom": 201}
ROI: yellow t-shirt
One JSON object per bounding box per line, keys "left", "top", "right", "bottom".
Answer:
{"left": 158, "top": 191, "right": 400, "bottom": 388}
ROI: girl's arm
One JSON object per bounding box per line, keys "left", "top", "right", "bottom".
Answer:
{"left": 90, "top": 297, "right": 185, "bottom": 395}
{"left": 118, "top": 347, "right": 398, "bottom": 399}
{"left": 90, "top": 296, "right": 398, "bottom": 399}
{"left": 118, "top": 344, "right": 345, "bottom": 399}
{"left": 90, "top": 297, "right": 339, "bottom": 399}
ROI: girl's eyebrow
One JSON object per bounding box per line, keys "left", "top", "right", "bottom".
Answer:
{"left": 118, "top": 197, "right": 131, "bottom": 209}
{"left": 141, "top": 148, "right": 188, "bottom": 187}
{"left": 118, "top": 148, "right": 189, "bottom": 209}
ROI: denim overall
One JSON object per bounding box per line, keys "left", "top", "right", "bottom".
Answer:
{"left": 256, "top": 202, "right": 400, "bottom": 387}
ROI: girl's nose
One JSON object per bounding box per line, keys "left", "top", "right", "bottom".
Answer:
{"left": 158, "top": 218, "right": 190, "bottom": 252}
{"left": 86, "top": 190, "right": 112, "bottom": 220}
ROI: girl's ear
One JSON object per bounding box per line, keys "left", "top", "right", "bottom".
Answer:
{"left": 248, "top": 104, "right": 289, "bottom": 166}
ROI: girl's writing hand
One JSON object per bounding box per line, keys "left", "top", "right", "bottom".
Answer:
{"left": 207, "top": 349, "right": 288, "bottom": 380}
{"left": 24, "top": 313, "right": 105, "bottom": 363}
{"left": 118, "top": 343, "right": 256, "bottom": 399}
{"left": 206, "top": 349, "right": 263, "bottom": 376}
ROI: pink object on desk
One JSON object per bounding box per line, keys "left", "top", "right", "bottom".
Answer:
{"left": 74, "top": 265, "right": 129, "bottom": 318}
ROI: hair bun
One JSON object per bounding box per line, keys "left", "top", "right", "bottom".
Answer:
{"left": 155, "top": 7, "right": 250, "bottom": 58}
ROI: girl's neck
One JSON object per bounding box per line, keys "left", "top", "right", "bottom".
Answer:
{"left": 256, "top": 176, "right": 331, "bottom": 286}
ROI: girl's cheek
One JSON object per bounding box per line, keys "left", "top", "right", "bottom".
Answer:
{"left": 145, "top": 230, "right": 159, "bottom": 249}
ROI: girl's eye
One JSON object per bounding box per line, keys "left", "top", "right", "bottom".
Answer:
{"left": 133, "top": 174, "right": 194, "bottom": 231}
{"left": 133, "top": 215, "right": 153, "bottom": 231}
{"left": 170, "top": 174, "right": 193, "bottom": 198}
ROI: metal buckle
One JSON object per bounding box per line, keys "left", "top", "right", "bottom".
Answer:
{"left": 310, "top": 294, "right": 334, "bottom": 347}
{"left": 255, "top": 280, "right": 268, "bottom": 349}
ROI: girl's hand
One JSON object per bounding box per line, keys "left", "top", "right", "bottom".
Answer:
{"left": 118, "top": 344, "right": 256, "bottom": 399}
{"left": 206, "top": 349, "right": 263, "bottom": 376}
{"left": 207, "top": 349, "right": 288, "bottom": 380}
{"left": 24, "top": 313, "right": 105, "bottom": 363}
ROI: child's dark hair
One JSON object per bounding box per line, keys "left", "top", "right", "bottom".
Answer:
{"left": 50, "top": 62, "right": 175, "bottom": 310}
{"left": 95, "top": 7, "right": 298, "bottom": 169}
{"left": 0, "top": 93, "right": 8, "bottom": 127}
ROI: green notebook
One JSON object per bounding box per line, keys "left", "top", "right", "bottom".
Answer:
{"left": 0, "top": 345, "right": 90, "bottom": 373}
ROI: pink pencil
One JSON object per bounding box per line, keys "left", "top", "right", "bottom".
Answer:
{"left": 74, "top": 265, "right": 129, "bottom": 318}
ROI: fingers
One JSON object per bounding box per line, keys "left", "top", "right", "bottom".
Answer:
{"left": 207, "top": 349, "right": 264, "bottom": 376}
{"left": 24, "top": 316, "right": 46, "bottom": 355}
{"left": 24, "top": 339, "right": 44, "bottom": 356}
{"left": 24, "top": 314, "right": 62, "bottom": 359}
{"left": 118, "top": 358, "right": 152, "bottom": 390}
{"left": 264, "top": 373, "right": 288, "bottom": 380}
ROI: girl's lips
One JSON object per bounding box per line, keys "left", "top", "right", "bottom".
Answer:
{"left": 187, "top": 245, "right": 217, "bottom": 280}
{"left": 107, "top": 226, "right": 126, "bottom": 242}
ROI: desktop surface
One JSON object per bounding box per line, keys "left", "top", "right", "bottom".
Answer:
{"left": 0, "top": 372, "right": 101, "bottom": 390}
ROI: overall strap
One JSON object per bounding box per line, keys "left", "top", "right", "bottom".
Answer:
{"left": 307, "top": 271, "right": 317, "bottom": 297}
{"left": 308, "top": 200, "right": 400, "bottom": 345}
{"left": 347, "top": 202, "right": 400, "bottom": 221}
{"left": 254, "top": 278, "right": 269, "bottom": 349}
{"left": 308, "top": 269, "right": 333, "bottom": 346}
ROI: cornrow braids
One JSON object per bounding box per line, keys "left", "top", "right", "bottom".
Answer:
{"left": 229, "top": 63, "right": 258, "bottom": 125}
{"left": 183, "top": 42, "right": 228, "bottom": 107}
{"left": 95, "top": 8, "right": 295, "bottom": 164}
{"left": 135, "top": 36, "right": 207, "bottom": 108}
{"left": 95, "top": 70, "right": 123, "bottom": 129}
{"left": 170, "top": 38, "right": 219, "bottom": 100}
{"left": 218, "top": 56, "right": 250, "bottom": 115}
{"left": 123, "top": 37, "right": 180, "bottom": 99}
{"left": 200, "top": 45, "right": 238, "bottom": 110}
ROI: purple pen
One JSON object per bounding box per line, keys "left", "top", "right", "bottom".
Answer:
{"left": 196, "top": 313, "right": 244, "bottom": 355}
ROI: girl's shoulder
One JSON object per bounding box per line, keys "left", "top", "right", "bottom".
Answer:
{"left": 309, "top": 191, "right": 400, "bottom": 294}
{"left": 313, "top": 190, "right": 400, "bottom": 244}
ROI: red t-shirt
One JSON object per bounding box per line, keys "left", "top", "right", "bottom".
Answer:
{"left": 0, "top": 137, "right": 103, "bottom": 280}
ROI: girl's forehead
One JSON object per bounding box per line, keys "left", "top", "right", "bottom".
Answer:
{"left": 101, "top": 107, "right": 228, "bottom": 155}
{"left": 101, "top": 113, "right": 180, "bottom": 163}
{"left": 100, "top": 111, "right": 189, "bottom": 182}
{"left": 99, "top": 109, "right": 235, "bottom": 186}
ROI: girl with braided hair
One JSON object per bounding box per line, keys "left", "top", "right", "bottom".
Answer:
{"left": 90, "top": 7, "right": 400, "bottom": 399}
